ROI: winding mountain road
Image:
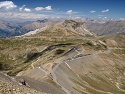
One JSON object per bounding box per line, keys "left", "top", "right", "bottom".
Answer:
{"left": 51, "top": 47, "right": 125, "bottom": 94}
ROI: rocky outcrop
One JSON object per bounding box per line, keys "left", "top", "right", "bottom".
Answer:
{"left": 0, "top": 72, "right": 46, "bottom": 94}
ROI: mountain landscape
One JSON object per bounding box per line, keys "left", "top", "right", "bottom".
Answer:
{"left": 0, "top": 19, "right": 125, "bottom": 94}
{"left": 0, "top": 0, "right": 125, "bottom": 94}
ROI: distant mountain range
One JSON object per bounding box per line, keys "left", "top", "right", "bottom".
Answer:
{"left": 0, "top": 19, "right": 52, "bottom": 37}
{"left": 85, "top": 20, "right": 125, "bottom": 35}
{"left": 0, "top": 21, "right": 21, "bottom": 37}
{"left": 0, "top": 19, "right": 125, "bottom": 38}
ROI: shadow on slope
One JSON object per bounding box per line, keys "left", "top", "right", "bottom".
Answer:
{"left": 24, "top": 43, "right": 73, "bottom": 63}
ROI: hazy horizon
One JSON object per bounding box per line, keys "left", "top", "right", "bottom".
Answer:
{"left": 0, "top": 0, "right": 125, "bottom": 22}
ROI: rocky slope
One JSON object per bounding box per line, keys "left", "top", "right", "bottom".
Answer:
{"left": 0, "top": 72, "right": 46, "bottom": 94}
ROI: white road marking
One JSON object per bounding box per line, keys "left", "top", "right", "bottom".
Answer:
{"left": 65, "top": 62, "right": 72, "bottom": 70}
{"left": 38, "top": 66, "right": 48, "bottom": 75}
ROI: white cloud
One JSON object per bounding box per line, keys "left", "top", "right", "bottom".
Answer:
{"left": 0, "top": 12, "right": 48, "bottom": 20}
{"left": 102, "top": 9, "right": 109, "bottom": 13}
{"left": 120, "top": 18, "right": 125, "bottom": 20}
{"left": 19, "top": 5, "right": 32, "bottom": 12}
{"left": 35, "top": 7, "right": 44, "bottom": 11}
{"left": 104, "top": 17, "right": 107, "bottom": 19}
{"left": 19, "top": 5, "right": 25, "bottom": 11}
{"left": 90, "top": 10, "right": 96, "bottom": 13}
{"left": 24, "top": 8, "right": 31, "bottom": 12}
{"left": 45, "top": 6, "right": 52, "bottom": 10}
{"left": 35, "top": 6, "right": 52, "bottom": 11}
{"left": 66, "top": 10, "right": 73, "bottom": 14}
{"left": 0, "top": 1, "right": 17, "bottom": 10}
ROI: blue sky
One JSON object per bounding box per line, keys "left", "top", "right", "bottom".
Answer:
{"left": 0, "top": 0, "right": 125, "bottom": 21}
